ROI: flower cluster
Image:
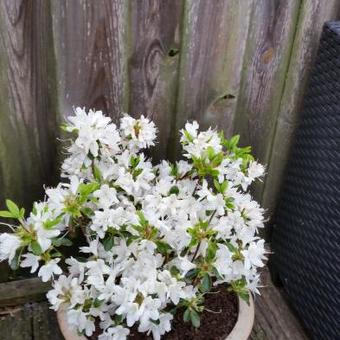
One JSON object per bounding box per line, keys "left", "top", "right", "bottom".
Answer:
{"left": 0, "top": 108, "right": 266, "bottom": 339}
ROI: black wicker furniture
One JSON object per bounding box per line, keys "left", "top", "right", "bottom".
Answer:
{"left": 271, "top": 21, "right": 340, "bottom": 340}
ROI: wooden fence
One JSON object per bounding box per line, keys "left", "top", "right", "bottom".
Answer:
{"left": 0, "top": 0, "right": 339, "bottom": 249}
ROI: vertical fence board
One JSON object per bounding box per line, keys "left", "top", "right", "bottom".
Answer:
{"left": 0, "top": 303, "right": 63, "bottom": 340}
{"left": 31, "top": 302, "right": 63, "bottom": 340}
{"left": 262, "top": 0, "right": 340, "bottom": 218}
{"left": 51, "top": 0, "right": 129, "bottom": 120}
{"left": 0, "top": 305, "right": 32, "bottom": 340}
{"left": 0, "top": 0, "right": 58, "bottom": 208}
{"left": 172, "top": 0, "right": 253, "bottom": 158}
{"left": 232, "top": 0, "right": 301, "bottom": 201}
{"left": 128, "top": 0, "right": 184, "bottom": 161}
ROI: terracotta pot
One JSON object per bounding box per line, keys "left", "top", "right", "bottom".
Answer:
{"left": 57, "top": 295, "right": 254, "bottom": 340}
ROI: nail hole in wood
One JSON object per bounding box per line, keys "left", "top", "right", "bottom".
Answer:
{"left": 221, "top": 93, "right": 235, "bottom": 100}
{"left": 168, "top": 48, "right": 179, "bottom": 57}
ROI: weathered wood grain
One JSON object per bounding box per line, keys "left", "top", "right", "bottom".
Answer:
{"left": 0, "top": 0, "right": 58, "bottom": 282}
{"left": 232, "top": 0, "right": 301, "bottom": 201}
{"left": 250, "top": 268, "right": 309, "bottom": 340}
{"left": 51, "top": 0, "right": 129, "bottom": 120}
{"left": 0, "top": 0, "right": 58, "bottom": 209}
{"left": 31, "top": 301, "right": 63, "bottom": 340}
{"left": 0, "top": 305, "right": 33, "bottom": 340}
{"left": 0, "top": 302, "right": 63, "bottom": 340}
{"left": 128, "top": 0, "right": 184, "bottom": 161}
{"left": 262, "top": 0, "right": 340, "bottom": 219}
{"left": 0, "top": 277, "right": 50, "bottom": 307}
{"left": 172, "top": 0, "right": 253, "bottom": 159}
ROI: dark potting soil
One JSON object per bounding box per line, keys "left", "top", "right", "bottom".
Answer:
{"left": 129, "top": 285, "right": 238, "bottom": 340}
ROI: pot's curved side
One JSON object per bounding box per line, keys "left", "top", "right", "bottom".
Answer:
{"left": 57, "top": 307, "right": 87, "bottom": 340}
{"left": 226, "top": 294, "right": 254, "bottom": 340}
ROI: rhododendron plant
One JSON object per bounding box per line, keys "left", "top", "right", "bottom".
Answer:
{"left": 0, "top": 108, "right": 266, "bottom": 339}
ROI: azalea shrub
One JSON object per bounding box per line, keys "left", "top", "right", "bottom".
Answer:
{"left": 0, "top": 108, "right": 266, "bottom": 340}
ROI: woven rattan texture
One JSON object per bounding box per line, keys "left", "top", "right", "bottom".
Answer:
{"left": 271, "top": 22, "right": 340, "bottom": 340}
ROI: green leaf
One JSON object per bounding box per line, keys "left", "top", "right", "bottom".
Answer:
{"left": 156, "top": 240, "right": 171, "bottom": 254}
{"left": 170, "top": 164, "right": 178, "bottom": 177}
{"left": 78, "top": 182, "right": 100, "bottom": 197}
{"left": 0, "top": 210, "right": 14, "bottom": 218}
{"left": 136, "top": 210, "right": 148, "bottom": 227}
{"left": 6, "top": 199, "right": 20, "bottom": 218}
{"left": 132, "top": 168, "right": 143, "bottom": 179}
{"left": 114, "top": 314, "right": 123, "bottom": 324}
{"left": 185, "top": 268, "right": 199, "bottom": 279}
{"left": 168, "top": 185, "right": 179, "bottom": 195}
{"left": 60, "top": 123, "right": 73, "bottom": 132}
{"left": 183, "top": 308, "right": 191, "bottom": 322}
{"left": 129, "top": 155, "right": 140, "bottom": 168}
{"left": 212, "top": 266, "right": 224, "bottom": 280}
{"left": 213, "top": 179, "right": 221, "bottom": 193}
{"left": 190, "top": 309, "right": 201, "bottom": 328}
{"left": 44, "top": 216, "right": 62, "bottom": 229}
{"left": 170, "top": 266, "right": 180, "bottom": 277}
{"left": 206, "top": 242, "right": 217, "bottom": 261}
{"left": 31, "top": 241, "right": 43, "bottom": 255}
{"left": 229, "top": 135, "right": 240, "bottom": 148}
{"left": 10, "top": 248, "right": 22, "bottom": 270}
{"left": 239, "top": 290, "right": 250, "bottom": 305}
{"left": 200, "top": 273, "right": 212, "bottom": 293}
{"left": 93, "top": 165, "right": 103, "bottom": 182}
{"left": 225, "top": 241, "right": 237, "bottom": 252}
{"left": 81, "top": 207, "right": 94, "bottom": 217}
{"left": 93, "top": 298, "right": 103, "bottom": 308}
{"left": 19, "top": 208, "right": 25, "bottom": 219}
{"left": 53, "top": 237, "right": 73, "bottom": 247}
{"left": 103, "top": 236, "right": 114, "bottom": 251}
{"left": 206, "top": 146, "right": 215, "bottom": 160}
{"left": 183, "top": 130, "right": 193, "bottom": 143}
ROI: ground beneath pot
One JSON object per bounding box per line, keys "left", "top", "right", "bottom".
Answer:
{"left": 129, "top": 285, "right": 238, "bottom": 340}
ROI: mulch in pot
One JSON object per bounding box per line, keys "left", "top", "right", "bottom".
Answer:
{"left": 129, "top": 285, "right": 238, "bottom": 340}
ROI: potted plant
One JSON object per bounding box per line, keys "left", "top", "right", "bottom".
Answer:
{"left": 0, "top": 108, "right": 266, "bottom": 339}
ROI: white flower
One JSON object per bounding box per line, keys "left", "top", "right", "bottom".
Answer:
{"left": 138, "top": 296, "right": 161, "bottom": 327}
{"left": 45, "top": 176, "right": 81, "bottom": 216}
{"left": 27, "top": 202, "right": 62, "bottom": 251}
{"left": 156, "top": 270, "right": 188, "bottom": 304}
{"left": 181, "top": 122, "right": 222, "bottom": 158}
{"left": 138, "top": 312, "right": 173, "bottom": 340}
{"left": 169, "top": 256, "right": 196, "bottom": 276}
{"left": 67, "top": 107, "right": 111, "bottom": 132}
{"left": 214, "top": 244, "right": 233, "bottom": 278}
{"left": 20, "top": 253, "right": 40, "bottom": 273}
{"left": 93, "top": 184, "right": 119, "bottom": 209}
{"left": 242, "top": 239, "right": 266, "bottom": 270}
{"left": 66, "top": 108, "right": 120, "bottom": 158}
{"left": 120, "top": 114, "right": 157, "bottom": 150}
{"left": 65, "top": 257, "right": 86, "bottom": 282}
{"left": 180, "top": 121, "right": 199, "bottom": 143}
{"left": 47, "top": 275, "right": 86, "bottom": 310}
{"left": 0, "top": 233, "right": 21, "bottom": 262}
{"left": 248, "top": 161, "right": 265, "bottom": 180}
{"left": 90, "top": 207, "right": 125, "bottom": 238}
{"left": 80, "top": 238, "right": 100, "bottom": 257}
{"left": 98, "top": 325, "right": 130, "bottom": 340}
{"left": 66, "top": 308, "right": 96, "bottom": 337}
{"left": 38, "top": 258, "right": 62, "bottom": 282}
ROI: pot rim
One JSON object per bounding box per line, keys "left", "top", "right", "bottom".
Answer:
{"left": 57, "top": 294, "right": 254, "bottom": 340}
{"left": 226, "top": 294, "right": 254, "bottom": 340}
